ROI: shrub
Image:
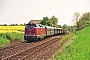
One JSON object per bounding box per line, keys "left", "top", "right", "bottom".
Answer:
{"left": 0, "top": 32, "right": 24, "bottom": 45}
{"left": 61, "top": 33, "right": 74, "bottom": 45}
{"left": 0, "top": 37, "right": 10, "bottom": 47}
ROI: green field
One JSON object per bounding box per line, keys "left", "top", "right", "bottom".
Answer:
{"left": 53, "top": 27, "right": 90, "bottom": 60}
{"left": 0, "top": 26, "right": 25, "bottom": 47}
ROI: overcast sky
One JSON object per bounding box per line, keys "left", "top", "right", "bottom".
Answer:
{"left": 0, "top": 0, "right": 90, "bottom": 25}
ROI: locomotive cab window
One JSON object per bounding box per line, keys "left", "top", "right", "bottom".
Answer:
{"left": 26, "top": 24, "right": 36, "bottom": 30}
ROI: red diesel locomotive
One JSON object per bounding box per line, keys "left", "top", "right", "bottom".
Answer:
{"left": 24, "top": 24, "right": 66, "bottom": 42}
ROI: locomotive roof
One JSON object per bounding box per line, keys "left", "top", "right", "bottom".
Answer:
{"left": 26, "top": 24, "right": 45, "bottom": 28}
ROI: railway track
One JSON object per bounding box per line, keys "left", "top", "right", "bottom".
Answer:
{"left": 0, "top": 35, "right": 65, "bottom": 60}
{"left": 0, "top": 43, "right": 32, "bottom": 60}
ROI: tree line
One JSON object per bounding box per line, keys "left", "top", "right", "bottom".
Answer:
{"left": 73, "top": 12, "right": 90, "bottom": 30}
{"left": 40, "top": 15, "right": 68, "bottom": 29}
{"left": 40, "top": 12, "right": 90, "bottom": 33}
{"left": 40, "top": 15, "right": 58, "bottom": 27}
{"left": 0, "top": 23, "right": 26, "bottom": 26}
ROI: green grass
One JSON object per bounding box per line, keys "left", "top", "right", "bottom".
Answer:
{"left": 0, "top": 37, "right": 10, "bottom": 47}
{"left": 60, "top": 32, "right": 74, "bottom": 45}
{"left": 53, "top": 27, "right": 90, "bottom": 60}
{"left": 0, "top": 32, "right": 24, "bottom": 47}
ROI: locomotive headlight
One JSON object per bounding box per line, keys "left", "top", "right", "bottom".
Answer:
{"left": 26, "top": 34, "right": 27, "bottom": 36}
{"left": 34, "top": 32, "right": 36, "bottom": 35}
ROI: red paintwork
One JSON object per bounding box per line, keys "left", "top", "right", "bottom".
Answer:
{"left": 24, "top": 27, "right": 46, "bottom": 36}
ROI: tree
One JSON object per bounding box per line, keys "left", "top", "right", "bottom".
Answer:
{"left": 24, "top": 23, "right": 26, "bottom": 26}
{"left": 76, "top": 12, "right": 90, "bottom": 29}
{"left": 16, "top": 24, "right": 18, "bottom": 26}
{"left": 72, "top": 12, "right": 80, "bottom": 26}
{"left": 57, "top": 25, "right": 62, "bottom": 28}
{"left": 2, "top": 24, "right": 7, "bottom": 26}
{"left": 50, "top": 15, "right": 58, "bottom": 27}
{"left": 63, "top": 24, "right": 68, "bottom": 29}
{"left": 76, "top": 20, "right": 87, "bottom": 29}
{"left": 80, "top": 12, "right": 90, "bottom": 21}
{"left": 40, "top": 17, "right": 52, "bottom": 26}
{"left": 10, "top": 23, "right": 16, "bottom": 26}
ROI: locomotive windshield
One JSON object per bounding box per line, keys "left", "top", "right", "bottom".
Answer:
{"left": 26, "top": 24, "right": 36, "bottom": 30}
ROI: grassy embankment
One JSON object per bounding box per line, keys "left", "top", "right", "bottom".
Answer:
{"left": 0, "top": 26, "right": 25, "bottom": 47}
{"left": 53, "top": 27, "right": 90, "bottom": 60}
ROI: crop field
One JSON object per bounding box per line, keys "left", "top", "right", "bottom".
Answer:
{"left": 53, "top": 27, "right": 90, "bottom": 60}
{"left": 0, "top": 26, "right": 25, "bottom": 47}
{"left": 0, "top": 26, "right": 25, "bottom": 33}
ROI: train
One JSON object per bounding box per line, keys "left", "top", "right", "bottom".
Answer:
{"left": 24, "top": 24, "right": 66, "bottom": 42}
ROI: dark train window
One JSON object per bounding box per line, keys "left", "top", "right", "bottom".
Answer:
{"left": 26, "top": 24, "right": 36, "bottom": 30}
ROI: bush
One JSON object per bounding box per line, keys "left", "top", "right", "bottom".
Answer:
{"left": 0, "top": 32, "right": 24, "bottom": 47}
{"left": 61, "top": 33, "right": 74, "bottom": 45}
{"left": 0, "top": 37, "right": 10, "bottom": 47}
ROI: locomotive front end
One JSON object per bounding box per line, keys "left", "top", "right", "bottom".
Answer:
{"left": 24, "top": 24, "right": 38, "bottom": 42}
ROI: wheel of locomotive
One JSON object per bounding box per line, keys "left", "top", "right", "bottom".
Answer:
{"left": 26, "top": 39, "right": 30, "bottom": 43}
